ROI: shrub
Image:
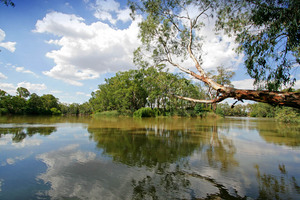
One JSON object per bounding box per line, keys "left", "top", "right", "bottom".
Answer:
{"left": 50, "top": 107, "right": 61, "bottom": 115}
{"left": 275, "top": 107, "right": 300, "bottom": 123}
{"left": 94, "top": 110, "right": 120, "bottom": 117}
{"left": 133, "top": 107, "right": 155, "bottom": 118}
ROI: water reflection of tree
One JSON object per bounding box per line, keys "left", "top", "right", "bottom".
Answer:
{"left": 257, "top": 122, "right": 300, "bottom": 147}
{"left": 131, "top": 162, "right": 246, "bottom": 200}
{"left": 0, "top": 126, "right": 57, "bottom": 142}
{"left": 88, "top": 125, "right": 243, "bottom": 199}
{"left": 88, "top": 127, "right": 201, "bottom": 167}
{"left": 196, "top": 124, "right": 239, "bottom": 171}
{"left": 255, "top": 164, "right": 300, "bottom": 200}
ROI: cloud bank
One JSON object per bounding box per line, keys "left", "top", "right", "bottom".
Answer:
{"left": 34, "top": 11, "right": 140, "bottom": 86}
{"left": 34, "top": 0, "right": 243, "bottom": 88}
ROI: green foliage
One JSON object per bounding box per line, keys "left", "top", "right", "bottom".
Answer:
{"left": 16, "top": 87, "right": 30, "bottom": 98}
{"left": 216, "top": 0, "right": 299, "bottom": 90}
{"left": 208, "top": 66, "right": 235, "bottom": 87}
{"left": 216, "top": 103, "right": 248, "bottom": 117}
{"left": 0, "top": 0, "right": 14, "bottom": 7}
{"left": 249, "top": 103, "right": 276, "bottom": 118}
{"left": 275, "top": 107, "right": 300, "bottom": 123}
{"left": 130, "top": 0, "right": 299, "bottom": 112}
{"left": 90, "top": 67, "right": 205, "bottom": 116}
{"left": 26, "top": 93, "right": 45, "bottom": 114}
{"left": 133, "top": 107, "right": 155, "bottom": 118}
{"left": 41, "top": 94, "right": 59, "bottom": 113}
{"left": 0, "top": 88, "right": 93, "bottom": 116}
{"left": 93, "top": 110, "right": 120, "bottom": 117}
{"left": 90, "top": 69, "right": 148, "bottom": 113}
{"left": 50, "top": 107, "right": 61, "bottom": 115}
{"left": 194, "top": 103, "right": 210, "bottom": 117}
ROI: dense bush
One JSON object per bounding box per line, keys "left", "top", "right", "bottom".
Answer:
{"left": 133, "top": 107, "right": 155, "bottom": 118}
{"left": 275, "top": 107, "right": 300, "bottom": 123}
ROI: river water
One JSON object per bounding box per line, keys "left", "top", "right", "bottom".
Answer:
{"left": 0, "top": 116, "right": 299, "bottom": 200}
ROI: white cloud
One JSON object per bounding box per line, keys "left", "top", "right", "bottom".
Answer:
{"left": 14, "top": 66, "right": 38, "bottom": 77}
{"left": 50, "top": 90, "right": 63, "bottom": 94}
{"left": 76, "top": 92, "right": 91, "bottom": 97}
{"left": 90, "top": 0, "right": 131, "bottom": 24}
{"left": 34, "top": 11, "right": 140, "bottom": 86}
{"left": 198, "top": 23, "right": 243, "bottom": 70}
{"left": 0, "top": 29, "right": 16, "bottom": 52}
{"left": 232, "top": 79, "right": 255, "bottom": 90}
{"left": 0, "top": 82, "right": 15, "bottom": 94}
{"left": 0, "top": 72, "right": 7, "bottom": 79}
{"left": 17, "top": 81, "right": 47, "bottom": 93}
{"left": 0, "top": 81, "right": 47, "bottom": 95}
{"left": 36, "top": 144, "right": 143, "bottom": 200}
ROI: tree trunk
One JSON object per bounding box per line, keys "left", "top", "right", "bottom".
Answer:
{"left": 174, "top": 87, "right": 300, "bottom": 108}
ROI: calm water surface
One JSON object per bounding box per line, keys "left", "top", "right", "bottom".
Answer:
{"left": 0, "top": 116, "right": 299, "bottom": 200}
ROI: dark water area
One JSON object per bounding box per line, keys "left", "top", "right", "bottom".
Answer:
{"left": 0, "top": 116, "right": 299, "bottom": 200}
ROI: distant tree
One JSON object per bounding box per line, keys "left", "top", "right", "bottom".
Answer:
{"left": 26, "top": 93, "right": 44, "bottom": 114}
{"left": 207, "top": 66, "right": 235, "bottom": 101}
{"left": 16, "top": 87, "right": 30, "bottom": 99}
{"left": 68, "top": 103, "right": 80, "bottom": 115}
{"left": 41, "top": 94, "right": 60, "bottom": 114}
{"left": 0, "top": 89, "right": 7, "bottom": 97}
{"left": 79, "top": 102, "right": 93, "bottom": 115}
{"left": 90, "top": 67, "right": 204, "bottom": 115}
{"left": 10, "top": 96, "right": 26, "bottom": 114}
{"left": 0, "top": 0, "right": 14, "bottom": 7}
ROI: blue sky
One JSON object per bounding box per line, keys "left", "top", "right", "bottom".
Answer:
{"left": 0, "top": 0, "right": 298, "bottom": 104}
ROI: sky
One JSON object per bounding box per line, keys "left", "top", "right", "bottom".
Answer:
{"left": 0, "top": 0, "right": 298, "bottom": 104}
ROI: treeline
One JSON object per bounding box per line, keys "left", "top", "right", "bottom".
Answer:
{"left": 1, "top": 67, "right": 299, "bottom": 122}
{"left": 216, "top": 102, "right": 300, "bottom": 123}
{"left": 0, "top": 87, "right": 92, "bottom": 115}
{"left": 89, "top": 66, "right": 209, "bottom": 117}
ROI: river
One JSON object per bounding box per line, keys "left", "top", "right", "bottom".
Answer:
{"left": 0, "top": 116, "right": 299, "bottom": 199}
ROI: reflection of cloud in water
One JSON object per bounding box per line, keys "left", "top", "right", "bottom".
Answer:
{"left": 0, "top": 135, "right": 11, "bottom": 145}
{"left": 12, "top": 138, "right": 42, "bottom": 148}
{"left": 0, "top": 179, "right": 3, "bottom": 192}
{"left": 5, "top": 155, "right": 29, "bottom": 165}
{"left": 0, "top": 134, "right": 43, "bottom": 148}
{"left": 36, "top": 144, "right": 142, "bottom": 200}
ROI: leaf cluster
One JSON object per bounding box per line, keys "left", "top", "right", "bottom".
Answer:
{"left": 216, "top": 0, "right": 300, "bottom": 90}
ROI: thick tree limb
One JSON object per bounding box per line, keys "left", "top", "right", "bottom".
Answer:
{"left": 174, "top": 87, "right": 300, "bottom": 108}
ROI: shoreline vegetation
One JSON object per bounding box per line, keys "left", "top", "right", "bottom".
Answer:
{"left": 1, "top": 67, "right": 299, "bottom": 123}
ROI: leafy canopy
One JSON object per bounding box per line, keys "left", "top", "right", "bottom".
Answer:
{"left": 130, "top": 0, "right": 299, "bottom": 91}
{"left": 216, "top": 0, "right": 299, "bottom": 90}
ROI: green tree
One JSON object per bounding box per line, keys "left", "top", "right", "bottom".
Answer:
{"left": 216, "top": 0, "right": 299, "bottom": 91}
{"left": 91, "top": 69, "right": 148, "bottom": 113}
{"left": 248, "top": 103, "right": 276, "bottom": 118}
{"left": 0, "top": 0, "right": 14, "bottom": 7}
{"left": 68, "top": 103, "right": 80, "bottom": 115}
{"left": 129, "top": 0, "right": 300, "bottom": 108}
{"left": 79, "top": 102, "right": 92, "bottom": 115}
{"left": 41, "top": 94, "right": 60, "bottom": 114}
{"left": 0, "top": 89, "right": 7, "bottom": 97}
{"left": 26, "top": 93, "right": 44, "bottom": 114}
{"left": 207, "top": 66, "right": 235, "bottom": 108}
{"left": 90, "top": 67, "right": 205, "bottom": 115}
{"left": 16, "top": 87, "right": 30, "bottom": 99}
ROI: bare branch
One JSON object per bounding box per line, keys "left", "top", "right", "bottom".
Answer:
{"left": 172, "top": 93, "right": 229, "bottom": 104}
